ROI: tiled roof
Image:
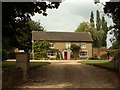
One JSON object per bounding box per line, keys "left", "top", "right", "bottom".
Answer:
{"left": 32, "top": 31, "right": 93, "bottom": 42}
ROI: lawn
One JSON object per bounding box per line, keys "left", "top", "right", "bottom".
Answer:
{"left": 2, "top": 61, "right": 50, "bottom": 69}
{"left": 79, "top": 60, "right": 117, "bottom": 71}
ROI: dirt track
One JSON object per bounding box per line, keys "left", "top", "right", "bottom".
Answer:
{"left": 19, "top": 60, "right": 118, "bottom": 88}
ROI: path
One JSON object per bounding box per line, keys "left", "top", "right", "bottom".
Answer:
{"left": 19, "top": 60, "right": 118, "bottom": 88}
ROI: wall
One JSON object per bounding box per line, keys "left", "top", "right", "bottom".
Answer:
{"left": 86, "top": 43, "right": 93, "bottom": 58}
{"left": 54, "top": 42, "right": 66, "bottom": 51}
{"left": 2, "top": 67, "right": 23, "bottom": 88}
{"left": 93, "top": 48, "right": 107, "bottom": 57}
{"left": 51, "top": 41, "right": 93, "bottom": 59}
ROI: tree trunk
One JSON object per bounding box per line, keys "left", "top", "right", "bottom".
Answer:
{"left": 117, "top": 42, "right": 120, "bottom": 89}
{"left": 117, "top": 49, "right": 120, "bottom": 89}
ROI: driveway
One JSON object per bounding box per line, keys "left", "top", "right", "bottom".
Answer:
{"left": 19, "top": 60, "right": 118, "bottom": 88}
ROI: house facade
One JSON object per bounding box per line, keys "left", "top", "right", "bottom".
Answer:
{"left": 32, "top": 31, "right": 93, "bottom": 60}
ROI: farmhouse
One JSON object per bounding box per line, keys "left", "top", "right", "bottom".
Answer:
{"left": 32, "top": 31, "right": 93, "bottom": 60}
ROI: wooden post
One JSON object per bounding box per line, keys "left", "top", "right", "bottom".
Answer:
{"left": 16, "top": 52, "right": 30, "bottom": 81}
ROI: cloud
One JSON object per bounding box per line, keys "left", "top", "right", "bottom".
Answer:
{"left": 31, "top": 0, "right": 113, "bottom": 32}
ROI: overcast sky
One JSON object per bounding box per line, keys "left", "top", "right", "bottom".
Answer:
{"left": 31, "top": 0, "right": 112, "bottom": 32}
{"left": 31, "top": 0, "right": 113, "bottom": 48}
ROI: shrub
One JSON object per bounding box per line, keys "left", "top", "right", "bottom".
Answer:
{"left": 100, "top": 54, "right": 107, "bottom": 60}
{"left": 70, "top": 44, "right": 80, "bottom": 58}
{"left": 89, "top": 54, "right": 99, "bottom": 60}
{"left": 2, "top": 49, "right": 9, "bottom": 61}
{"left": 33, "top": 40, "right": 49, "bottom": 59}
{"left": 108, "top": 49, "right": 117, "bottom": 57}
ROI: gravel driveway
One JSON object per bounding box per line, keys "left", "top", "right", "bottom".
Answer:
{"left": 19, "top": 60, "right": 118, "bottom": 88}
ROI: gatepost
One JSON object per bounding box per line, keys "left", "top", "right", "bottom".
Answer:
{"left": 16, "top": 52, "right": 30, "bottom": 81}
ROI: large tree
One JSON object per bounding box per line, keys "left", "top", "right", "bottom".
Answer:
{"left": 104, "top": 1, "right": 120, "bottom": 88}
{"left": 75, "top": 21, "right": 104, "bottom": 48}
{"left": 76, "top": 22, "right": 89, "bottom": 32}
{"left": 101, "top": 16, "right": 108, "bottom": 46}
{"left": 90, "top": 11, "right": 94, "bottom": 27}
{"left": 96, "top": 10, "right": 101, "bottom": 31}
{"left": 15, "top": 20, "right": 44, "bottom": 52}
{"left": 2, "top": 2, "right": 61, "bottom": 51}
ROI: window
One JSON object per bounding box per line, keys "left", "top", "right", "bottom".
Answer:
{"left": 48, "top": 51, "right": 56, "bottom": 56}
{"left": 65, "top": 43, "right": 71, "bottom": 49}
{"left": 81, "top": 43, "right": 86, "bottom": 48}
{"left": 79, "top": 51, "right": 87, "bottom": 56}
{"left": 49, "top": 43, "right": 54, "bottom": 48}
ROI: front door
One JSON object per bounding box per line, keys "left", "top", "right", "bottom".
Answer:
{"left": 64, "top": 52, "right": 67, "bottom": 60}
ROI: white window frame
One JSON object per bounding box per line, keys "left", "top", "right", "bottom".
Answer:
{"left": 79, "top": 50, "right": 88, "bottom": 57}
{"left": 49, "top": 43, "right": 55, "bottom": 48}
{"left": 65, "top": 42, "right": 71, "bottom": 49}
{"left": 81, "top": 43, "right": 86, "bottom": 49}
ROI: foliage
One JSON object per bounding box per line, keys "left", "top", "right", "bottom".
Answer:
{"left": 70, "top": 44, "right": 80, "bottom": 58}
{"left": 28, "top": 20, "right": 45, "bottom": 31}
{"left": 33, "top": 40, "right": 49, "bottom": 59}
{"left": 100, "top": 54, "right": 107, "bottom": 60}
{"left": 104, "top": 1, "right": 120, "bottom": 74}
{"left": 101, "top": 16, "right": 108, "bottom": 46}
{"left": 96, "top": 10, "right": 101, "bottom": 31}
{"left": 76, "top": 22, "right": 89, "bottom": 32}
{"left": 76, "top": 10, "right": 108, "bottom": 48}
{"left": 90, "top": 11, "right": 94, "bottom": 27}
{"left": 2, "top": 49, "right": 9, "bottom": 61}
{"left": 15, "top": 20, "right": 44, "bottom": 52}
{"left": 2, "top": 2, "right": 61, "bottom": 51}
{"left": 108, "top": 49, "right": 117, "bottom": 57}
{"left": 89, "top": 54, "right": 100, "bottom": 60}
{"left": 104, "top": 2, "right": 120, "bottom": 49}
{"left": 110, "top": 40, "right": 119, "bottom": 49}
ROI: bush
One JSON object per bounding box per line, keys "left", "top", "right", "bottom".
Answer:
{"left": 108, "top": 49, "right": 117, "bottom": 57}
{"left": 89, "top": 54, "right": 99, "bottom": 60}
{"left": 2, "top": 49, "right": 9, "bottom": 61}
{"left": 33, "top": 40, "right": 49, "bottom": 59}
{"left": 100, "top": 54, "right": 107, "bottom": 60}
{"left": 9, "top": 52, "right": 16, "bottom": 59}
{"left": 70, "top": 44, "right": 80, "bottom": 58}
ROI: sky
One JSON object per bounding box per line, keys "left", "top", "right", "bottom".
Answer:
{"left": 31, "top": 0, "right": 113, "bottom": 48}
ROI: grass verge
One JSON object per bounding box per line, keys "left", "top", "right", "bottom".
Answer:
{"left": 2, "top": 61, "right": 50, "bottom": 69}
{"left": 79, "top": 60, "right": 117, "bottom": 71}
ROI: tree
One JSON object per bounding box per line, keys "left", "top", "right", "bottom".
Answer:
{"left": 96, "top": 10, "right": 101, "bottom": 31}
{"left": 15, "top": 20, "right": 44, "bottom": 52}
{"left": 76, "top": 22, "right": 89, "bottom": 32}
{"left": 101, "top": 16, "right": 108, "bottom": 46}
{"left": 90, "top": 11, "right": 94, "bottom": 27}
{"left": 33, "top": 40, "right": 49, "bottom": 59}
{"left": 75, "top": 22, "right": 103, "bottom": 48}
{"left": 70, "top": 44, "right": 80, "bottom": 59}
{"left": 28, "top": 20, "right": 45, "bottom": 31}
{"left": 2, "top": 2, "right": 61, "bottom": 51}
{"left": 104, "top": 1, "right": 120, "bottom": 88}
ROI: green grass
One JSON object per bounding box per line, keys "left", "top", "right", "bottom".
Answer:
{"left": 2, "top": 61, "right": 16, "bottom": 68}
{"left": 2, "top": 61, "right": 50, "bottom": 69}
{"left": 79, "top": 60, "right": 117, "bottom": 71}
{"left": 30, "top": 62, "right": 50, "bottom": 69}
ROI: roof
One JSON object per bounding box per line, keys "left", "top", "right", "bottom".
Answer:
{"left": 32, "top": 31, "right": 93, "bottom": 42}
